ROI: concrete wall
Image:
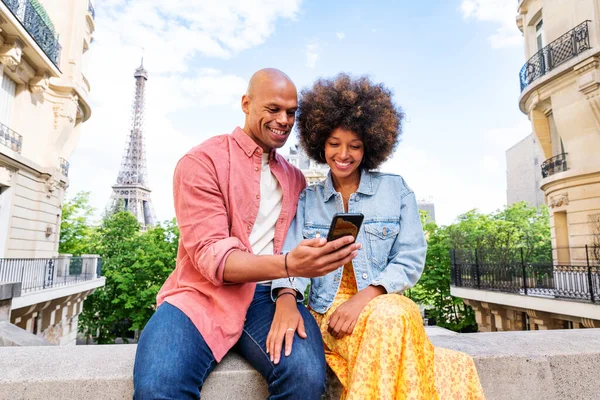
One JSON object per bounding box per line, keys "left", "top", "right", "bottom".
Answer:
{"left": 506, "top": 133, "right": 545, "bottom": 207}
{"left": 1, "top": 327, "right": 599, "bottom": 399}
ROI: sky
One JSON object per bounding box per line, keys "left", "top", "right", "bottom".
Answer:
{"left": 69, "top": 0, "right": 531, "bottom": 226}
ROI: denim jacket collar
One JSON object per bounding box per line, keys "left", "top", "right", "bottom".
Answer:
{"left": 323, "top": 168, "right": 376, "bottom": 201}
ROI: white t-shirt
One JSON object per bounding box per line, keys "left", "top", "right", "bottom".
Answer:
{"left": 250, "top": 153, "right": 282, "bottom": 285}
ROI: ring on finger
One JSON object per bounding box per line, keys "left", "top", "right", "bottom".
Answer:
{"left": 286, "top": 328, "right": 295, "bottom": 332}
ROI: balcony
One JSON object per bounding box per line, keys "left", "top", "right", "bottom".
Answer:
{"left": 0, "top": 122, "right": 22, "bottom": 153}
{"left": 450, "top": 247, "right": 599, "bottom": 304}
{"left": 519, "top": 21, "right": 591, "bottom": 92}
{"left": 541, "top": 153, "right": 568, "bottom": 178}
{"left": 59, "top": 157, "right": 69, "bottom": 177}
{"left": 0, "top": 256, "right": 102, "bottom": 294}
{"left": 1, "top": 0, "right": 61, "bottom": 68}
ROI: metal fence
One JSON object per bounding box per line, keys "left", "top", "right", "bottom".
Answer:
{"left": 0, "top": 257, "right": 102, "bottom": 294}
{"left": 1, "top": 0, "right": 62, "bottom": 67}
{"left": 451, "top": 246, "right": 600, "bottom": 303}
{"left": 519, "top": 20, "right": 591, "bottom": 91}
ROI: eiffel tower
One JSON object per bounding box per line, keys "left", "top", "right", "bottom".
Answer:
{"left": 108, "top": 59, "right": 155, "bottom": 229}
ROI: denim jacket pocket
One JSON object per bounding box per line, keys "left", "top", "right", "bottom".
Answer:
{"left": 364, "top": 222, "right": 400, "bottom": 270}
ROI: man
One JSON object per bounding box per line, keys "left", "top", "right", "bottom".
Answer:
{"left": 133, "top": 68, "right": 360, "bottom": 399}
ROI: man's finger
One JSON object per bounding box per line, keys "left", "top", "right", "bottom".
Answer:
{"left": 297, "top": 316, "right": 307, "bottom": 339}
{"left": 299, "top": 237, "right": 327, "bottom": 248}
{"left": 284, "top": 328, "right": 295, "bottom": 357}
{"left": 272, "top": 329, "right": 285, "bottom": 364}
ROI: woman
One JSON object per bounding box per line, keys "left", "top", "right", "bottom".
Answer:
{"left": 269, "top": 74, "right": 484, "bottom": 399}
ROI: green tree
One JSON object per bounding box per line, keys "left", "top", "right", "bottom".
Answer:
{"left": 78, "top": 213, "right": 179, "bottom": 343}
{"left": 407, "top": 203, "right": 551, "bottom": 332}
{"left": 59, "top": 191, "right": 96, "bottom": 255}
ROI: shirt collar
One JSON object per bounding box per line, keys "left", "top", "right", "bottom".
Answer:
{"left": 231, "top": 127, "right": 278, "bottom": 161}
{"left": 323, "top": 168, "right": 375, "bottom": 201}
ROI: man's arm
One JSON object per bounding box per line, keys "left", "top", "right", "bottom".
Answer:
{"left": 175, "top": 153, "right": 359, "bottom": 286}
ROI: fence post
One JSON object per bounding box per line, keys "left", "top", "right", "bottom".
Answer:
{"left": 475, "top": 249, "right": 481, "bottom": 289}
{"left": 451, "top": 249, "right": 457, "bottom": 286}
{"left": 586, "top": 245, "right": 595, "bottom": 303}
{"left": 521, "top": 248, "right": 528, "bottom": 295}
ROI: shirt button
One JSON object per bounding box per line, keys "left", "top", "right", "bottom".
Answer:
{"left": 247, "top": 225, "right": 251, "bottom": 231}
{"left": 383, "top": 227, "right": 387, "bottom": 236}
{"left": 256, "top": 194, "right": 260, "bottom": 199}
{"left": 362, "top": 273, "right": 368, "bottom": 280}
{"left": 255, "top": 167, "right": 259, "bottom": 172}
{"left": 255, "top": 149, "right": 261, "bottom": 154}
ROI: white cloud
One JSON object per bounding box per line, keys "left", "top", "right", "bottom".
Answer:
{"left": 336, "top": 32, "right": 345, "bottom": 40}
{"left": 305, "top": 42, "right": 320, "bottom": 69}
{"left": 460, "top": 0, "right": 522, "bottom": 48}
{"left": 68, "top": 0, "right": 301, "bottom": 222}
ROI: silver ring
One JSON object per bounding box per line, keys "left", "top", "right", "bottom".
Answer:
{"left": 286, "top": 328, "right": 295, "bottom": 332}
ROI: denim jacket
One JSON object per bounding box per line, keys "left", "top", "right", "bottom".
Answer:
{"left": 272, "top": 169, "right": 427, "bottom": 314}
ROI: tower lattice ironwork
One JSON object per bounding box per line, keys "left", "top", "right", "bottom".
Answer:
{"left": 108, "top": 59, "right": 155, "bottom": 229}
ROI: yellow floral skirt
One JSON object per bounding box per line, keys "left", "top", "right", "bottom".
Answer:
{"left": 310, "top": 263, "right": 485, "bottom": 400}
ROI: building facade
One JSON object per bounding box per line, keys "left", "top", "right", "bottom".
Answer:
{"left": 0, "top": 0, "right": 94, "bottom": 258}
{"left": 453, "top": 0, "right": 600, "bottom": 332}
{"left": 516, "top": 0, "right": 600, "bottom": 263}
{"left": 506, "top": 133, "right": 545, "bottom": 207}
{"left": 0, "top": 0, "right": 104, "bottom": 346}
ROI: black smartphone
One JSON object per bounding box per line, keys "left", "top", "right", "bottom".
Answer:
{"left": 326, "top": 213, "right": 364, "bottom": 242}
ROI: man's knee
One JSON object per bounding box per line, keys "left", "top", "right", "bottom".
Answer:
{"left": 277, "top": 336, "right": 327, "bottom": 388}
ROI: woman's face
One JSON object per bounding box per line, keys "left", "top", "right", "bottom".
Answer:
{"left": 324, "top": 128, "right": 364, "bottom": 182}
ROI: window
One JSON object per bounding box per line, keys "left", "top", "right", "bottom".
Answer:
{"left": 536, "top": 19, "right": 544, "bottom": 51}
{"left": 0, "top": 69, "right": 16, "bottom": 127}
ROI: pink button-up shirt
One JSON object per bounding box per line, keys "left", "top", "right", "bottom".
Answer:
{"left": 157, "top": 127, "right": 306, "bottom": 362}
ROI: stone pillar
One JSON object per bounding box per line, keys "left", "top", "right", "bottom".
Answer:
{"left": 80, "top": 254, "right": 100, "bottom": 278}
{"left": 0, "top": 283, "right": 21, "bottom": 322}
{"left": 55, "top": 254, "right": 72, "bottom": 278}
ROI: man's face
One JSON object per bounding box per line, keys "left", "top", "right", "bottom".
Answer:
{"left": 242, "top": 79, "right": 297, "bottom": 151}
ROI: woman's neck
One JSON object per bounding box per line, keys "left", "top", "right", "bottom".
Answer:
{"left": 332, "top": 170, "right": 361, "bottom": 194}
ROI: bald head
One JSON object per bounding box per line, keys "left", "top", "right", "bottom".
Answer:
{"left": 241, "top": 68, "right": 298, "bottom": 151}
{"left": 246, "top": 68, "right": 296, "bottom": 98}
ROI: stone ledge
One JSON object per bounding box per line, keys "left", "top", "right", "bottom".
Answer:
{"left": 0, "top": 321, "right": 52, "bottom": 346}
{"left": 1, "top": 328, "right": 599, "bottom": 400}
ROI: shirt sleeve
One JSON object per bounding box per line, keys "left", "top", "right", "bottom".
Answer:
{"left": 174, "top": 154, "right": 248, "bottom": 286}
{"left": 371, "top": 190, "right": 427, "bottom": 294}
{"left": 271, "top": 190, "right": 310, "bottom": 302}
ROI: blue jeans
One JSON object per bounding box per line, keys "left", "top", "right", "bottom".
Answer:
{"left": 133, "top": 285, "right": 326, "bottom": 399}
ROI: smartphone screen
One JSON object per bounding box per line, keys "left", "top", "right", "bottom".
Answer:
{"left": 326, "top": 213, "right": 364, "bottom": 241}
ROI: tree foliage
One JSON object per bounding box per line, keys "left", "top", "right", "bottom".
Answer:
{"left": 77, "top": 212, "right": 179, "bottom": 343}
{"left": 58, "top": 191, "right": 96, "bottom": 256}
{"left": 58, "top": 192, "right": 180, "bottom": 344}
{"left": 407, "top": 202, "right": 551, "bottom": 332}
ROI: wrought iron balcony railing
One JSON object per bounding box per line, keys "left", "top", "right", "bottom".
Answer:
{"left": 451, "top": 247, "right": 600, "bottom": 304}
{"left": 87, "top": 0, "right": 95, "bottom": 19}
{"left": 1, "top": 0, "right": 61, "bottom": 67}
{"left": 59, "top": 157, "right": 69, "bottom": 177}
{"left": 541, "top": 153, "right": 568, "bottom": 178}
{"left": 519, "top": 21, "right": 591, "bottom": 92}
{"left": 0, "top": 256, "right": 103, "bottom": 294}
{"left": 0, "top": 122, "right": 23, "bottom": 153}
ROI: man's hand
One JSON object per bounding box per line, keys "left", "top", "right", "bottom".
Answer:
{"left": 287, "top": 236, "right": 360, "bottom": 278}
{"left": 327, "top": 285, "right": 386, "bottom": 339}
{"left": 266, "top": 290, "right": 305, "bottom": 364}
